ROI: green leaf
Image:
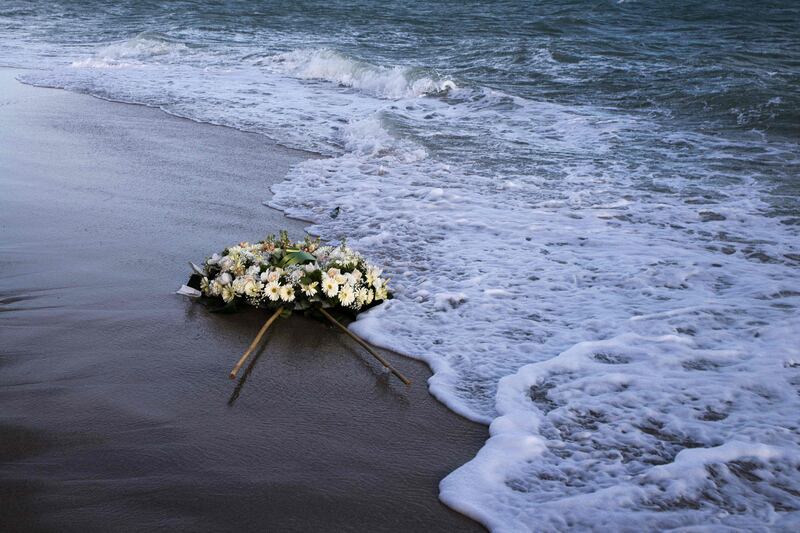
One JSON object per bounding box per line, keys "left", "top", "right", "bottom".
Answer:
{"left": 280, "top": 250, "right": 316, "bottom": 267}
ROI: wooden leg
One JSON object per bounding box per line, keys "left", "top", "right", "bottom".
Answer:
{"left": 318, "top": 308, "right": 411, "bottom": 386}
{"left": 229, "top": 306, "right": 284, "bottom": 379}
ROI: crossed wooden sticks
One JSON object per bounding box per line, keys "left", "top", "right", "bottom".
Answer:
{"left": 229, "top": 307, "right": 411, "bottom": 386}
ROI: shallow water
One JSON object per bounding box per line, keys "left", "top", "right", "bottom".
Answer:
{"left": 2, "top": 1, "right": 799, "bottom": 530}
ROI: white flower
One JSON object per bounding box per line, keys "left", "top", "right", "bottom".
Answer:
{"left": 207, "top": 253, "right": 221, "bottom": 265}
{"left": 246, "top": 265, "right": 261, "bottom": 277}
{"left": 322, "top": 275, "right": 339, "bottom": 298}
{"left": 264, "top": 281, "right": 281, "bottom": 301}
{"left": 365, "top": 289, "right": 374, "bottom": 304}
{"left": 200, "top": 277, "right": 211, "bottom": 295}
{"left": 218, "top": 272, "right": 233, "bottom": 285}
{"left": 356, "top": 287, "right": 369, "bottom": 307}
{"left": 279, "top": 285, "right": 296, "bottom": 302}
{"left": 210, "top": 280, "right": 223, "bottom": 296}
{"left": 232, "top": 259, "right": 246, "bottom": 276}
{"left": 289, "top": 269, "right": 303, "bottom": 282}
{"left": 351, "top": 269, "right": 362, "bottom": 281}
{"left": 221, "top": 285, "right": 236, "bottom": 303}
{"left": 375, "top": 285, "right": 388, "bottom": 301}
{"left": 366, "top": 266, "right": 382, "bottom": 285}
{"left": 232, "top": 277, "right": 247, "bottom": 294}
{"left": 260, "top": 271, "right": 270, "bottom": 282}
{"left": 244, "top": 279, "right": 263, "bottom": 297}
{"left": 304, "top": 263, "right": 317, "bottom": 273}
{"left": 219, "top": 256, "right": 234, "bottom": 272}
{"left": 301, "top": 281, "right": 319, "bottom": 297}
{"left": 338, "top": 284, "right": 355, "bottom": 306}
{"left": 267, "top": 269, "right": 282, "bottom": 283}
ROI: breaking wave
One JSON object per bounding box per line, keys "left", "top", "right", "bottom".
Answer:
{"left": 71, "top": 32, "right": 189, "bottom": 69}
{"left": 259, "top": 48, "right": 456, "bottom": 99}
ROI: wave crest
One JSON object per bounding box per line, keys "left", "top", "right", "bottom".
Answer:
{"left": 261, "top": 48, "right": 456, "bottom": 99}
{"left": 71, "top": 32, "right": 188, "bottom": 69}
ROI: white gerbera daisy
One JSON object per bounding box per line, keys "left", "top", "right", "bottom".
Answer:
{"left": 264, "top": 281, "right": 281, "bottom": 301}
{"left": 322, "top": 275, "right": 339, "bottom": 298}
{"left": 338, "top": 284, "right": 355, "bottom": 306}
{"left": 279, "top": 285, "right": 296, "bottom": 302}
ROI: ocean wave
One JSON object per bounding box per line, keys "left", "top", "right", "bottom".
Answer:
{"left": 71, "top": 32, "right": 189, "bottom": 69}
{"left": 259, "top": 48, "right": 457, "bottom": 99}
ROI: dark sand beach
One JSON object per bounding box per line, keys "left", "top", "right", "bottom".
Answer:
{"left": 0, "top": 69, "right": 486, "bottom": 532}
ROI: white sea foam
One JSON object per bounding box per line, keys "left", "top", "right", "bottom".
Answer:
{"left": 71, "top": 33, "right": 189, "bottom": 69}
{"left": 12, "top": 33, "right": 800, "bottom": 531}
{"left": 267, "top": 93, "right": 800, "bottom": 529}
{"left": 260, "top": 48, "right": 456, "bottom": 99}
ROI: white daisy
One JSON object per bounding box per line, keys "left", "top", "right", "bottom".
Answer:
{"left": 279, "top": 285, "right": 296, "bottom": 302}
{"left": 338, "top": 284, "right": 355, "bottom": 306}
{"left": 264, "top": 281, "right": 281, "bottom": 301}
{"left": 322, "top": 275, "right": 339, "bottom": 298}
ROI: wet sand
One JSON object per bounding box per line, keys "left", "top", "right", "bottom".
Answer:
{"left": 0, "top": 69, "right": 487, "bottom": 532}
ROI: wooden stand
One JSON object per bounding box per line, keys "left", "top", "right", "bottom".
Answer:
{"left": 228, "top": 306, "right": 411, "bottom": 387}
{"left": 229, "top": 306, "right": 284, "bottom": 379}
{"left": 318, "top": 308, "right": 411, "bottom": 386}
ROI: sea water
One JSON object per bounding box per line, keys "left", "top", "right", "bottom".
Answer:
{"left": 2, "top": 1, "right": 798, "bottom": 530}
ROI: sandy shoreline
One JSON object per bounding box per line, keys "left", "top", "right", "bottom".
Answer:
{"left": 0, "top": 69, "right": 486, "bottom": 532}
